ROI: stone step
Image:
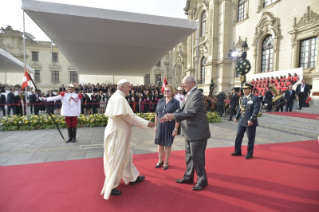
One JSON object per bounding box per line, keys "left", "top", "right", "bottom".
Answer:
{"left": 261, "top": 113, "right": 319, "bottom": 124}
{"left": 259, "top": 117, "right": 319, "bottom": 131}
{"left": 259, "top": 118, "right": 319, "bottom": 139}
{"left": 259, "top": 120, "right": 318, "bottom": 139}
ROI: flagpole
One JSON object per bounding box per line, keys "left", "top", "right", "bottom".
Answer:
{"left": 26, "top": 70, "right": 66, "bottom": 142}
{"left": 23, "top": 10, "right": 28, "bottom": 115}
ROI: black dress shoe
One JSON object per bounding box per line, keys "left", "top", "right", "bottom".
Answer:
{"left": 231, "top": 152, "right": 242, "bottom": 156}
{"left": 163, "top": 163, "right": 169, "bottom": 170}
{"left": 192, "top": 182, "right": 208, "bottom": 191}
{"left": 175, "top": 178, "right": 193, "bottom": 184}
{"left": 155, "top": 161, "right": 163, "bottom": 168}
{"left": 110, "top": 188, "right": 121, "bottom": 196}
{"left": 228, "top": 119, "right": 232, "bottom": 121}
{"left": 245, "top": 155, "right": 253, "bottom": 159}
{"left": 130, "top": 175, "right": 145, "bottom": 185}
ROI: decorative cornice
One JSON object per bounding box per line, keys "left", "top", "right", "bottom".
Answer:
{"left": 293, "top": 6, "right": 319, "bottom": 29}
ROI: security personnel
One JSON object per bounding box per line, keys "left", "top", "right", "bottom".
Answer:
{"left": 231, "top": 83, "right": 260, "bottom": 159}
{"left": 42, "top": 83, "right": 82, "bottom": 143}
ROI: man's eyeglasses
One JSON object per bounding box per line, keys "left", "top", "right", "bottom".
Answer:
{"left": 181, "top": 81, "right": 191, "bottom": 86}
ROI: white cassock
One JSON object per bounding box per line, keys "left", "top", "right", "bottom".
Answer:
{"left": 101, "top": 90, "right": 148, "bottom": 200}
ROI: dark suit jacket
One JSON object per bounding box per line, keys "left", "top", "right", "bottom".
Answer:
{"left": 45, "top": 94, "right": 55, "bottom": 103}
{"left": 174, "top": 88, "right": 211, "bottom": 141}
{"left": 7, "top": 92, "right": 16, "bottom": 104}
{"left": 296, "top": 83, "right": 310, "bottom": 96}
{"left": 236, "top": 94, "right": 260, "bottom": 127}
{"left": 230, "top": 94, "right": 239, "bottom": 107}
{"left": 28, "top": 94, "right": 36, "bottom": 103}
{"left": 284, "top": 90, "right": 296, "bottom": 103}
{"left": 59, "top": 87, "right": 66, "bottom": 92}
{"left": 264, "top": 91, "right": 273, "bottom": 105}
{"left": 216, "top": 94, "right": 225, "bottom": 106}
{"left": 0, "top": 94, "right": 6, "bottom": 104}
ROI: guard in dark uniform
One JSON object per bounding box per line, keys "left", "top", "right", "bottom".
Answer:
{"left": 231, "top": 83, "right": 260, "bottom": 159}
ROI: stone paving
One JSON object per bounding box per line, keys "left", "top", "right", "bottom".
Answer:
{"left": 0, "top": 116, "right": 314, "bottom": 166}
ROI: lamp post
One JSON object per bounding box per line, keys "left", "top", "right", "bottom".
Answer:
{"left": 228, "top": 40, "right": 251, "bottom": 89}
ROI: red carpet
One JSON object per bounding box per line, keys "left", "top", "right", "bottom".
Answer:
{"left": 266, "top": 112, "right": 319, "bottom": 120}
{"left": 1, "top": 141, "right": 319, "bottom": 212}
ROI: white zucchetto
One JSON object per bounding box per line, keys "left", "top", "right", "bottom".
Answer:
{"left": 117, "top": 79, "right": 129, "bottom": 86}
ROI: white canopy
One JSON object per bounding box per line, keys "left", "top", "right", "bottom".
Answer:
{"left": 0, "top": 48, "right": 35, "bottom": 73}
{"left": 22, "top": 0, "right": 198, "bottom": 76}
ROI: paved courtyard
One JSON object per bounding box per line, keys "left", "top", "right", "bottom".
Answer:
{"left": 0, "top": 116, "right": 314, "bottom": 167}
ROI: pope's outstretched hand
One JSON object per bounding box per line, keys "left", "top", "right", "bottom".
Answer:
{"left": 148, "top": 120, "right": 156, "bottom": 128}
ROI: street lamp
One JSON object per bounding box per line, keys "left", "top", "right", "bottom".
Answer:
{"left": 228, "top": 40, "right": 251, "bottom": 88}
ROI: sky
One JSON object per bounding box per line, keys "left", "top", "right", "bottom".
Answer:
{"left": 0, "top": 0, "right": 187, "bottom": 41}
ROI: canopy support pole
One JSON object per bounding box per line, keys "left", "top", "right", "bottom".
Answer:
{"left": 196, "top": 27, "right": 199, "bottom": 85}
{"left": 5, "top": 58, "right": 7, "bottom": 84}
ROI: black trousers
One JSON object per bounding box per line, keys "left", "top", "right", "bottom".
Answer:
{"left": 184, "top": 139, "right": 208, "bottom": 186}
{"left": 0, "top": 105, "right": 5, "bottom": 116}
{"left": 217, "top": 105, "right": 224, "bottom": 117}
{"left": 285, "top": 101, "right": 293, "bottom": 112}
{"left": 267, "top": 103, "right": 272, "bottom": 112}
{"left": 30, "top": 104, "right": 33, "bottom": 113}
{"left": 7, "top": 105, "right": 16, "bottom": 115}
{"left": 229, "top": 106, "right": 236, "bottom": 120}
{"left": 234, "top": 125, "right": 257, "bottom": 156}
{"left": 34, "top": 105, "right": 39, "bottom": 115}
{"left": 298, "top": 93, "right": 306, "bottom": 109}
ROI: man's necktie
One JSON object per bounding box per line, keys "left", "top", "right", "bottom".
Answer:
{"left": 185, "top": 93, "right": 189, "bottom": 101}
{"left": 36, "top": 94, "right": 39, "bottom": 101}
{"left": 290, "top": 90, "right": 292, "bottom": 96}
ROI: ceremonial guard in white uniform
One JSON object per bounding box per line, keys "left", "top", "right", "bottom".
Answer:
{"left": 174, "top": 86, "right": 185, "bottom": 107}
{"left": 43, "top": 83, "right": 82, "bottom": 143}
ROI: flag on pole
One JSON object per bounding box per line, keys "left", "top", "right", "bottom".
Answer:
{"left": 22, "top": 65, "right": 31, "bottom": 89}
{"left": 161, "top": 77, "right": 167, "bottom": 92}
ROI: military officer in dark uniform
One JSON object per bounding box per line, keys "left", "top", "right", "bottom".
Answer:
{"left": 231, "top": 83, "right": 260, "bottom": 159}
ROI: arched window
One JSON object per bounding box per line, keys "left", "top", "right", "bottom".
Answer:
{"left": 201, "top": 57, "right": 206, "bottom": 84}
{"left": 238, "top": 0, "right": 247, "bottom": 22}
{"left": 261, "top": 35, "right": 273, "bottom": 72}
{"left": 201, "top": 11, "right": 206, "bottom": 37}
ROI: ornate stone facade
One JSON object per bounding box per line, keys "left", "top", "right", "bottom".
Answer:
{"left": 168, "top": 0, "right": 319, "bottom": 102}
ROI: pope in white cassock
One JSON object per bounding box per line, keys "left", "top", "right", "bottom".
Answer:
{"left": 101, "top": 79, "right": 156, "bottom": 199}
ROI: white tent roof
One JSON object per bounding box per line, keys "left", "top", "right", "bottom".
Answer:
{"left": 22, "top": 0, "right": 198, "bottom": 76}
{"left": 0, "top": 48, "right": 35, "bottom": 73}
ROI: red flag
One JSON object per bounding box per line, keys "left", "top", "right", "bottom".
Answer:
{"left": 22, "top": 66, "right": 31, "bottom": 89}
{"left": 161, "top": 77, "right": 167, "bottom": 92}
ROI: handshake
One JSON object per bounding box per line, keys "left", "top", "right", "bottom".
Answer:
{"left": 147, "top": 120, "right": 156, "bottom": 128}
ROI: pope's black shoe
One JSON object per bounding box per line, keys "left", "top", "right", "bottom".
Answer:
{"left": 110, "top": 188, "right": 121, "bottom": 196}
{"left": 245, "top": 155, "right": 253, "bottom": 159}
{"left": 175, "top": 178, "right": 194, "bottom": 184}
{"left": 192, "top": 182, "right": 208, "bottom": 191}
{"left": 231, "top": 152, "right": 242, "bottom": 156}
{"left": 130, "top": 175, "right": 145, "bottom": 185}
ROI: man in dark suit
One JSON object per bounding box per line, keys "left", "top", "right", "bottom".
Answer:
{"left": 228, "top": 88, "right": 239, "bottom": 121}
{"left": 216, "top": 92, "right": 225, "bottom": 117}
{"left": 34, "top": 90, "right": 40, "bottom": 115}
{"left": 296, "top": 79, "right": 310, "bottom": 110}
{"left": 0, "top": 90, "right": 6, "bottom": 116}
{"left": 91, "top": 91, "right": 98, "bottom": 114}
{"left": 160, "top": 75, "right": 211, "bottom": 191}
{"left": 264, "top": 86, "right": 273, "bottom": 112}
{"left": 284, "top": 85, "right": 296, "bottom": 112}
{"left": 231, "top": 83, "right": 260, "bottom": 159}
{"left": 7, "top": 89, "right": 16, "bottom": 115}
{"left": 45, "top": 90, "right": 55, "bottom": 113}
{"left": 59, "top": 84, "right": 66, "bottom": 92}
{"left": 28, "top": 91, "right": 36, "bottom": 114}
